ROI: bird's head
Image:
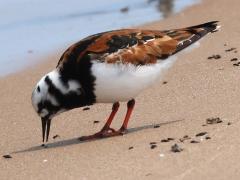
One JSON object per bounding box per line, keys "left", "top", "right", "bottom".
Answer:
{"left": 31, "top": 69, "right": 84, "bottom": 143}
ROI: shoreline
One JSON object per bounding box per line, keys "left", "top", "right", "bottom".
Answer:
{"left": 2, "top": 0, "right": 240, "bottom": 179}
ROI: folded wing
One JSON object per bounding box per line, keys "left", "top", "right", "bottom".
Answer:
{"left": 57, "top": 21, "right": 219, "bottom": 68}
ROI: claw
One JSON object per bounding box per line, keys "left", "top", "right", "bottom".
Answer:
{"left": 78, "top": 128, "right": 124, "bottom": 141}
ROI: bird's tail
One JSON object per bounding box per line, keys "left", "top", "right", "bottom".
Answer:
{"left": 186, "top": 21, "right": 220, "bottom": 34}
{"left": 170, "top": 21, "right": 220, "bottom": 54}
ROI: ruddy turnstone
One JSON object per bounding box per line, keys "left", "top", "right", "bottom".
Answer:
{"left": 32, "top": 21, "right": 220, "bottom": 143}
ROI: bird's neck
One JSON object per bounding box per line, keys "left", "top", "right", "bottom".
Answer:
{"left": 45, "top": 70, "right": 86, "bottom": 110}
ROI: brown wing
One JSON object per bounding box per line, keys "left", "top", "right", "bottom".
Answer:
{"left": 57, "top": 21, "right": 219, "bottom": 67}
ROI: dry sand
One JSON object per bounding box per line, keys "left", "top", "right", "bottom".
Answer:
{"left": 1, "top": 0, "right": 240, "bottom": 179}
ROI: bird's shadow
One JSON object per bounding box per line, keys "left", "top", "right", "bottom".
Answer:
{"left": 12, "top": 119, "right": 183, "bottom": 154}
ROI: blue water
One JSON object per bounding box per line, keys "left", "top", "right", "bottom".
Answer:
{"left": 0, "top": 0, "right": 199, "bottom": 76}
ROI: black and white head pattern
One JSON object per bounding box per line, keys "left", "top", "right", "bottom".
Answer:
{"left": 31, "top": 69, "right": 82, "bottom": 119}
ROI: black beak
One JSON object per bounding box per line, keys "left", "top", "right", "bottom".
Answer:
{"left": 41, "top": 117, "right": 52, "bottom": 143}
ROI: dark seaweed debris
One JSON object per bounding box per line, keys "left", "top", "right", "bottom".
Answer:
{"left": 196, "top": 132, "right": 207, "bottom": 137}
{"left": 41, "top": 144, "right": 48, "bottom": 148}
{"left": 205, "top": 136, "right": 211, "bottom": 140}
{"left": 225, "top": 48, "right": 237, "bottom": 52}
{"left": 161, "top": 139, "right": 169, "bottom": 143}
{"left": 171, "top": 144, "right": 183, "bottom": 152}
{"left": 3, "top": 154, "right": 12, "bottom": 159}
{"left": 233, "top": 62, "right": 240, "bottom": 66}
{"left": 93, "top": 120, "right": 100, "bottom": 124}
{"left": 83, "top": 107, "right": 90, "bottom": 111}
{"left": 128, "top": 146, "right": 134, "bottom": 150}
{"left": 53, "top": 134, "right": 60, "bottom": 139}
{"left": 161, "top": 138, "right": 174, "bottom": 143}
{"left": 153, "top": 125, "right": 160, "bottom": 128}
{"left": 230, "top": 58, "right": 238, "bottom": 61}
{"left": 179, "top": 135, "right": 191, "bottom": 142}
{"left": 190, "top": 140, "right": 200, "bottom": 143}
{"left": 150, "top": 144, "right": 157, "bottom": 149}
{"left": 208, "top": 54, "right": 221, "bottom": 59}
{"left": 150, "top": 142, "right": 157, "bottom": 145}
{"left": 206, "top": 117, "right": 222, "bottom": 124}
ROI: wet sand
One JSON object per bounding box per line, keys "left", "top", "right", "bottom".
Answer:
{"left": 1, "top": 0, "right": 240, "bottom": 179}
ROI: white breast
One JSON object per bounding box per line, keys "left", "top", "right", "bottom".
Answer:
{"left": 91, "top": 57, "right": 177, "bottom": 103}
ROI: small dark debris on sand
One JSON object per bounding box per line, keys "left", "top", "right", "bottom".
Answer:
{"left": 190, "top": 140, "right": 200, "bottom": 143}
{"left": 225, "top": 48, "right": 237, "bottom": 52}
{"left": 196, "top": 132, "right": 207, "bottom": 137}
{"left": 208, "top": 54, "right": 221, "bottom": 59}
{"left": 128, "top": 146, "right": 134, "bottom": 150}
{"left": 93, "top": 120, "right": 100, "bottom": 124}
{"left": 161, "top": 138, "right": 174, "bottom": 143}
{"left": 83, "top": 107, "right": 90, "bottom": 111}
{"left": 230, "top": 58, "right": 238, "bottom": 61}
{"left": 233, "top": 62, "right": 240, "bottom": 66}
{"left": 53, "top": 134, "right": 60, "bottom": 139}
{"left": 162, "top": 81, "right": 168, "bottom": 84}
{"left": 205, "top": 136, "right": 211, "bottom": 140}
{"left": 150, "top": 144, "right": 157, "bottom": 149}
{"left": 150, "top": 142, "right": 157, "bottom": 145}
{"left": 227, "top": 122, "right": 232, "bottom": 125}
{"left": 3, "top": 154, "right": 12, "bottom": 159}
{"left": 161, "top": 139, "right": 169, "bottom": 143}
{"left": 171, "top": 144, "right": 183, "bottom": 153}
{"left": 179, "top": 135, "right": 191, "bottom": 142}
{"left": 206, "top": 117, "right": 222, "bottom": 124}
{"left": 120, "top": 6, "right": 129, "bottom": 13}
{"left": 234, "top": 50, "right": 238, "bottom": 53}
{"left": 224, "top": 43, "right": 227, "bottom": 46}
{"left": 153, "top": 125, "right": 160, "bottom": 128}
{"left": 41, "top": 144, "right": 48, "bottom": 148}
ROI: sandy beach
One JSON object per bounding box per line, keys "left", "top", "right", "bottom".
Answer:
{"left": 1, "top": 0, "right": 240, "bottom": 179}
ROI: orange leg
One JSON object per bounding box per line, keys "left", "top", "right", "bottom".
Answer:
{"left": 119, "top": 99, "right": 135, "bottom": 133}
{"left": 79, "top": 99, "right": 136, "bottom": 141}
{"left": 79, "top": 102, "right": 120, "bottom": 141}
{"left": 101, "top": 102, "right": 120, "bottom": 131}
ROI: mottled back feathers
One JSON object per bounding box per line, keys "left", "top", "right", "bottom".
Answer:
{"left": 57, "top": 21, "right": 219, "bottom": 68}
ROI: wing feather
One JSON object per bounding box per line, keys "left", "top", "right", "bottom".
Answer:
{"left": 57, "top": 21, "right": 219, "bottom": 68}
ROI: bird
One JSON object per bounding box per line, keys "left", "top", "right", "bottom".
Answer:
{"left": 31, "top": 21, "right": 220, "bottom": 143}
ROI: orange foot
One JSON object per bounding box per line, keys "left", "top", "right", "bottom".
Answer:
{"left": 79, "top": 128, "right": 125, "bottom": 141}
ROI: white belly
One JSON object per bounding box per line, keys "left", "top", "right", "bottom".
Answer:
{"left": 91, "top": 57, "right": 177, "bottom": 103}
